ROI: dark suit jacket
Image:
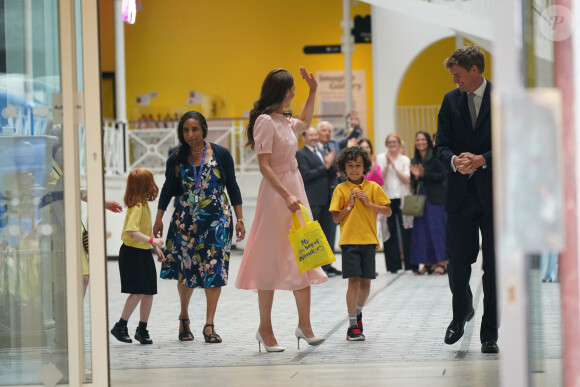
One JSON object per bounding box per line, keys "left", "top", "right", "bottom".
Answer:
{"left": 411, "top": 149, "right": 446, "bottom": 205}
{"left": 434, "top": 81, "right": 493, "bottom": 213}
{"left": 296, "top": 146, "right": 337, "bottom": 207}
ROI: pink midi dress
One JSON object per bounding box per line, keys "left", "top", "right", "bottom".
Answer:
{"left": 235, "top": 113, "right": 328, "bottom": 290}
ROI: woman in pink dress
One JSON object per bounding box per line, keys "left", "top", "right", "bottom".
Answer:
{"left": 236, "top": 67, "right": 328, "bottom": 352}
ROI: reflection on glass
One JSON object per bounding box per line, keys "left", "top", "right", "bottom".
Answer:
{"left": 0, "top": 1, "right": 74, "bottom": 385}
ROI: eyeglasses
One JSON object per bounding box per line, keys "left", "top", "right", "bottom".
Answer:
{"left": 282, "top": 110, "right": 293, "bottom": 117}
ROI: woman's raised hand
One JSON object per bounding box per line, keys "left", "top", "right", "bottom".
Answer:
{"left": 299, "top": 66, "right": 317, "bottom": 92}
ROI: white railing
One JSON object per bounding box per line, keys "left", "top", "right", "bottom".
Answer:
{"left": 103, "top": 119, "right": 126, "bottom": 175}
{"left": 102, "top": 115, "right": 357, "bottom": 176}
{"left": 102, "top": 119, "right": 258, "bottom": 176}
{"left": 396, "top": 105, "right": 440, "bottom": 155}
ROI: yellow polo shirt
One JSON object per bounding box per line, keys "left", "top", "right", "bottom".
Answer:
{"left": 121, "top": 202, "right": 152, "bottom": 250}
{"left": 329, "top": 178, "right": 390, "bottom": 249}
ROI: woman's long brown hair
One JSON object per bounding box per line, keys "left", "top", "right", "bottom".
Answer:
{"left": 245, "top": 69, "right": 294, "bottom": 150}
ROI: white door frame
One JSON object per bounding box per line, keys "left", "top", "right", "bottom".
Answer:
{"left": 59, "top": 0, "right": 109, "bottom": 385}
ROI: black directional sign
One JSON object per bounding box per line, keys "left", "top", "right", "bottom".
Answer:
{"left": 303, "top": 45, "right": 342, "bottom": 54}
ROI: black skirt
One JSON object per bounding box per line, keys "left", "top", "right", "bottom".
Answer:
{"left": 118, "top": 244, "right": 158, "bottom": 295}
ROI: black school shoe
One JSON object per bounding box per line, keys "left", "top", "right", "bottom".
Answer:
{"left": 110, "top": 323, "right": 132, "bottom": 343}
{"left": 135, "top": 328, "right": 153, "bottom": 344}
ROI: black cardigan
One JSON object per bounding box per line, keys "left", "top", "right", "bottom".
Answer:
{"left": 157, "top": 142, "right": 243, "bottom": 211}
{"left": 410, "top": 149, "right": 446, "bottom": 205}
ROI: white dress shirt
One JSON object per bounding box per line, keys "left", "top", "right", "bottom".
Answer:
{"left": 451, "top": 78, "right": 488, "bottom": 172}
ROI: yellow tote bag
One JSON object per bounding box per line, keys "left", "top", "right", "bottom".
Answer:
{"left": 288, "top": 204, "right": 336, "bottom": 273}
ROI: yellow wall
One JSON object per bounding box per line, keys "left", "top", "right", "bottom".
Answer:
{"left": 100, "top": 0, "right": 374, "bottom": 136}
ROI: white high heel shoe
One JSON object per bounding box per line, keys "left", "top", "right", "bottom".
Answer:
{"left": 295, "top": 327, "right": 325, "bottom": 349}
{"left": 256, "top": 331, "right": 285, "bottom": 353}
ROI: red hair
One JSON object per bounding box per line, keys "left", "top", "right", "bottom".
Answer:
{"left": 124, "top": 168, "right": 159, "bottom": 208}
{"left": 385, "top": 133, "right": 402, "bottom": 147}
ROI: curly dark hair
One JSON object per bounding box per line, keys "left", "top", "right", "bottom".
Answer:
{"left": 245, "top": 69, "right": 294, "bottom": 150}
{"left": 175, "top": 111, "right": 208, "bottom": 165}
{"left": 444, "top": 45, "right": 485, "bottom": 73}
{"left": 336, "top": 146, "right": 372, "bottom": 175}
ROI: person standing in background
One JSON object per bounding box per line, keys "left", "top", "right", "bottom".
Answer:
{"left": 376, "top": 133, "right": 416, "bottom": 273}
{"left": 358, "top": 138, "right": 384, "bottom": 186}
{"left": 296, "top": 127, "right": 341, "bottom": 277}
{"left": 409, "top": 131, "right": 447, "bottom": 275}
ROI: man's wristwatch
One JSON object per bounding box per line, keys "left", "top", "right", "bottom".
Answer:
{"left": 237, "top": 218, "right": 245, "bottom": 223}
{"left": 346, "top": 204, "right": 352, "bottom": 211}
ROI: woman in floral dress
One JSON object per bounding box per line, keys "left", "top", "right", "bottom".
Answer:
{"left": 154, "top": 111, "right": 245, "bottom": 343}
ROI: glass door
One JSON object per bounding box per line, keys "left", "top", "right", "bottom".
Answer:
{"left": 0, "top": 0, "right": 108, "bottom": 385}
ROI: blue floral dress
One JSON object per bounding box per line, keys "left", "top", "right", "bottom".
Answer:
{"left": 160, "top": 155, "right": 233, "bottom": 288}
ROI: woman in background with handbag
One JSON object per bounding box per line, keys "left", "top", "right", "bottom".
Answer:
{"left": 376, "top": 133, "right": 416, "bottom": 273}
{"left": 409, "top": 131, "right": 448, "bottom": 275}
{"left": 235, "top": 67, "right": 327, "bottom": 352}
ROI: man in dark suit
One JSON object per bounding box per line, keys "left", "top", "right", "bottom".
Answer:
{"left": 434, "top": 46, "right": 498, "bottom": 354}
{"left": 296, "top": 126, "right": 342, "bottom": 277}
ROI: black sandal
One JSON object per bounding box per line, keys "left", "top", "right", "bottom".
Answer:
{"left": 178, "top": 317, "right": 194, "bottom": 341}
{"left": 203, "top": 323, "right": 222, "bottom": 343}
{"left": 433, "top": 264, "right": 447, "bottom": 275}
{"left": 416, "top": 264, "right": 434, "bottom": 275}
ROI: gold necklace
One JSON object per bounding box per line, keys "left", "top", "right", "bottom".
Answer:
{"left": 191, "top": 142, "right": 205, "bottom": 155}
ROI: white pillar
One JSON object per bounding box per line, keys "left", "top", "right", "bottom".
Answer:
{"left": 113, "top": 0, "right": 127, "bottom": 122}
{"left": 342, "top": 0, "right": 353, "bottom": 117}
{"left": 491, "top": 0, "right": 528, "bottom": 386}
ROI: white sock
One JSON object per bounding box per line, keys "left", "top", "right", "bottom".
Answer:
{"left": 349, "top": 314, "right": 357, "bottom": 327}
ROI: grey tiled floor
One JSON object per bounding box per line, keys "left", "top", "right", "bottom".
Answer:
{"left": 102, "top": 249, "right": 562, "bottom": 385}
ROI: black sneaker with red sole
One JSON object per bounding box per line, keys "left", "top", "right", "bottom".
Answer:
{"left": 346, "top": 325, "right": 365, "bottom": 341}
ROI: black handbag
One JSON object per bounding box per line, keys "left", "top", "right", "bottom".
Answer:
{"left": 401, "top": 182, "right": 426, "bottom": 217}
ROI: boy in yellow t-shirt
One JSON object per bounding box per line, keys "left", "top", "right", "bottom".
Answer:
{"left": 329, "top": 146, "right": 392, "bottom": 341}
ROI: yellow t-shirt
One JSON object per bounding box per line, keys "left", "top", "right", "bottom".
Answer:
{"left": 121, "top": 202, "right": 152, "bottom": 250}
{"left": 329, "top": 178, "right": 390, "bottom": 249}
{"left": 48, "top": 159, "right": 63, "bottom": 189}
